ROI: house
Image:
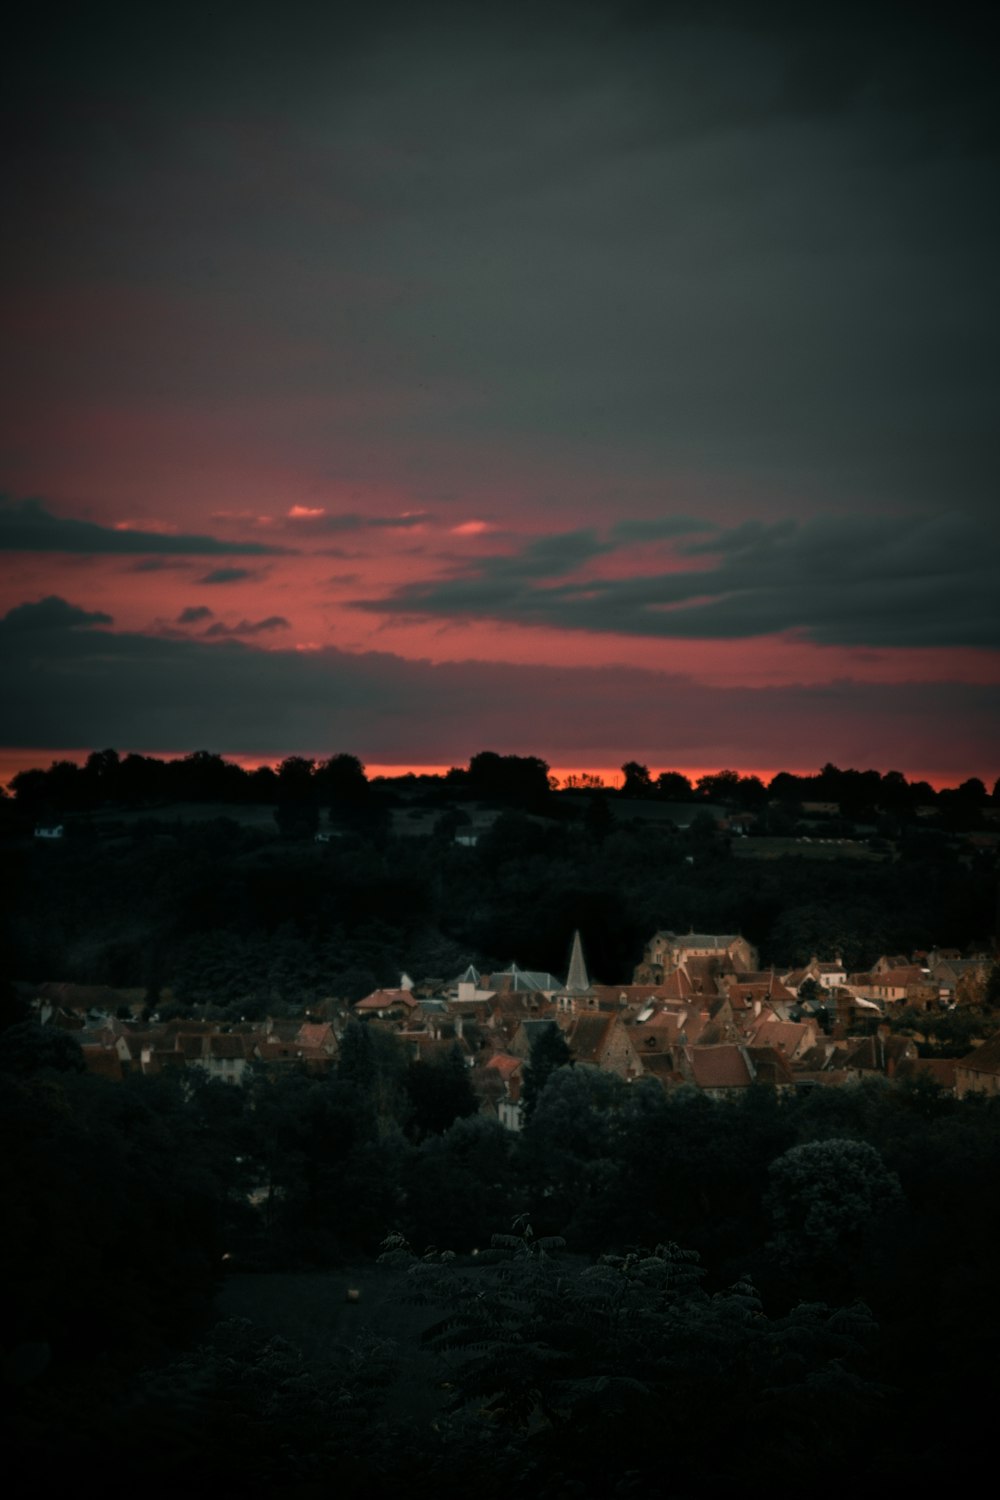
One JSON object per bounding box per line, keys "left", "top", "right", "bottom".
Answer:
{"left": 634, "top": 930, "right": 758, "bottom": 984}
{"left": 872, "top": 954, "right": 912, "bottom": 975}
{"left": 893, "top": 1056, "right": 957, "bottom": 1093}
{"left": 565, "top": 1012, "right": 641, "bottom": 1080}
{"left": 353, "top": 987, "right": 421, "bottom": 1021}
{"left": 841, "top": 1031, "right": 919, "bottom": 1081}
{"left": 483, "top": 963, "right": 564, "bottom": 995}
{"left": 488, "top": 991, "right": 558, "bottom": 1046}
{"left": 745, "top": 1045, "right": 796, "bottom": 1090}
{"left": 743, "top": 1015, "right": 818, "bottom": 1063}
{"left": 560, "top": 972, "right": 699, "bottom": 1021}
{"left": 636, "top": 1051, "right": 683, "bottom": 1087}
{"left": 80, "top": 1045, "right": 124, "bottom": 1081}
{"left": 781, "top": 955, "right": 846, "bottom": 993}
{"left": 192, "top": 1032, "right": 254, "bottom": 1084}
{"left": 930, "top": 957, "right": 991, "bottom": 1006}
{"left": 480, "top": 1052, "right": 525, "bottom": 1131}
{"left": 675, "top": 1043, "right": 756, "bottom": 1097}
{"left": 294, "top": 1020, "right": 338, "bottom": 1056}
{"left": 253, "top": 1037, "right": 335, "bottom": 1074}
{"left": 847, "top": 967, "right": 936, "bottom": 1010}
{"left": 630, "top": 1001, "right": 714, "bottom": 1053}
{"left": 955, "top": 1034, "right": 1000, "bottom": 1098}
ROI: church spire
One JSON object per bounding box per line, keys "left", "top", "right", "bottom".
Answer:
{"left": 566, "top": 929, "right": 590, "bottom": 992}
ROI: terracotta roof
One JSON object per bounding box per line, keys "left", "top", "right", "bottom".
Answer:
{"left": 208, "top": 1034, "right": 251, "bottom": 1059}
{"left": 568, "top": 1013, "right": 616, "bottom": 1062}
{"left": 673, "top": 932, "right": 743, "bottom": 950}
{"left": 868, "top": 967, "right": 928, "bottom": 987}
{"left": 81, "top": 1046, "right": 124, "bottom": 1081}
{"left": 793, "top": 1069, "right": 850, "bottom": 1088}
{"left": 957, "top": 1033, "right": 1000, "bottom": 1077}
{"left": 265, "top": 1018, "right": 302, "bottom": 1041}
{"left": 484, "top": 1052, "right": 522, "bottom": 1080}
{"left": 896, "top": 1057, "right": 957, "bottom": 1089}
{"left": 638, "top": 1053, "right": 682, "bottom": 1082}
{"left": 843, "top": 1035, "right": 917, "bottom": 1072}
{"left": 295, "top": 1021, "right": 337, "bottom": 1051}
{"left": 679, "top": 957, "right": 725, "bottom": 995}
{"left": 659, "top": 969, "right": 696, "bottom": 1000}
{"left": 684, "top": 1044, "right": 753, "bottom": 1090}
{"left": 590, "top": 981, "right": 692, "bottom": 1008}
{"left": 143, "top": 1050, "right": 188, "bottom": 1074}
{"left": 174, "top": 1032, "right": 207, "bottom": 1059}
{"left": 746, "top": 1045, "right": 795, "bottom": 1087}
{"left": 745, "top": 1018, "right": 813, "bottom": 1056}
{"left": 255, "top": 1039, "right": 299, "bottom": 1060}
{"left": 354, "top": 988, "right": 420, "bottom": 1012}
{"left": 782, "top": 966, "right": 811, "bottom": 987}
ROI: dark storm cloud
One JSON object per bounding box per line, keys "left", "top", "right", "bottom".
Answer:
{"left": 203, "top": 615, "right": 290, "bottom": 637}
{"left": 353, "top": 513, "right": 1000, "bottom": 649}
{"left": 1, "top": 596, "right": 113, "bottom": 632}
{"left": 0, "top": 498, "right": 291, "bottom": 556}
{"left": 1, "top": 600, "right": 996, "bottom": 774}
{"left": 610, "top": 518, "right": 715, "bottom": 543}
{"left": 196, "top": 567, "right": 258, "bottom": 585}
{"left": 8, "top": 5, "right": 998, "bottom": 526}
{"left": 177, "top": 606, "right": 214, "bottom": 624}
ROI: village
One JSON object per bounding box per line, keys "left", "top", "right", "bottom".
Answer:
{"left": 32, "top": 927, "right": 1000, "bottom": 1112}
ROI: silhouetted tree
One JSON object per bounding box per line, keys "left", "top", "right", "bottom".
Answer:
{"left": 656, "top": 770, "right": 694, "bottom": 799}
{"left": 520, "top": 1021, "right": 572, "bottom": 1120}
{"left": 696, "top": 768, "right": 740, "bottom": 801}
{"left": 621, "top": 760, "right": 653, "bottom": 797}
{"left": 466, "top": 751, "right": 552, "bottom": 811}
{"left": 403, "top": 1045, "right": 478, "bottom": 1139}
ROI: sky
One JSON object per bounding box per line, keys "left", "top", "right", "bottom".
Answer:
{"left": 2, "top": 1, "right": 998, "bottom": 784}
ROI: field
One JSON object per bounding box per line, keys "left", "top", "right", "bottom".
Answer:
{"left": 89, "top": 800, "right": 281, "bottom": 830}
{"left": 732, "top": 836, "right": 886, "bottom": 860}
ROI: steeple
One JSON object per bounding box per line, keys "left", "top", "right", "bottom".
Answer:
{"left": 566, "top": 929, "right": 590, "bottom": 992}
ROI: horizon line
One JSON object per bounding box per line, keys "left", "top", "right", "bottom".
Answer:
{"left": 0, "top": 746, "right": 990, "bottom": 796}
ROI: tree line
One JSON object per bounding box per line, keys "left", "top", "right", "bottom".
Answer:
{"left": 5, "top": 745, "right": 997, "bottom": 817}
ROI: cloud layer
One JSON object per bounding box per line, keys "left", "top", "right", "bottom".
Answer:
{"left": 2, "top": 598, "right": 996, "bottom": 777}
{"left": 0, "top": 498, "right": 291, "bottom": 556}
{"left": 354, "top": 512, "right": 1000, "bottom": 649}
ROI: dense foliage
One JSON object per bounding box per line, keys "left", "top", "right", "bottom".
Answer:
{"left": 2, "top": 795, "right": 994, "bottom": 1011}
{"left": 4, "top": 1014, "right": 1000, "bottom": 1494}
